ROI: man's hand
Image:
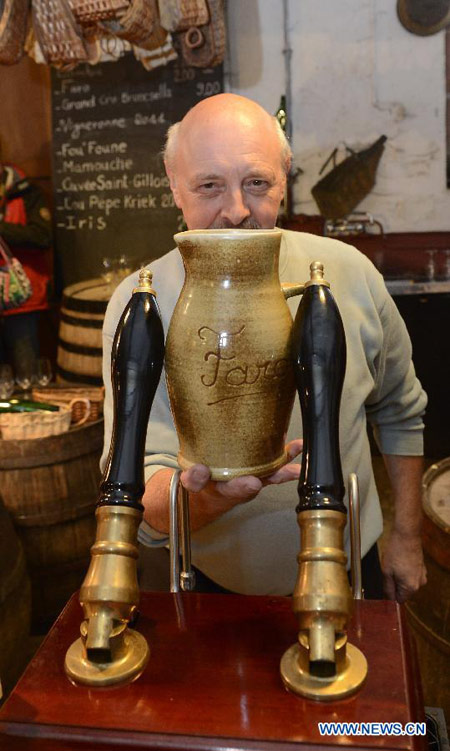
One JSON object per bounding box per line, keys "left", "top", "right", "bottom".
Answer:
{"left": 379, "top": 454, "right": 427, "bottom": 603}
{"left": 143, "top": 439, "right": 302, "bottom": 534}
{"left": 381, "top": 528, "right": 427, "bottom": 603}
{"left": 182, "top": 438, "right": 303, "bottom": 499}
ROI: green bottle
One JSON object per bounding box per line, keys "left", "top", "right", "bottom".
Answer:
{"left": 0, "top": 399, "right": 59, "bottom": 413}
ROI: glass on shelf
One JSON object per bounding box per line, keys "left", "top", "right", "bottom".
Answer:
{"left": 35, "top": 357, "right": 53, "bottom": 387}
{"left": 425, "top": 249, "right": 437, "bottom": 281}
{"left": 101, "top": 257, "right": 114, "bottom": 286}
{"left": 443, "top": 250, "right": 450, "bottom": 280}
{"left": 117, "top": 254, "right": 131, "bottom": 281}
{"left": 15, "top": 361, "right": 36, "bottom": 393}
{"left": 101, "top": 255, "right": 132, "bottom": 292}
{"left": 0, "top": 364, "right": 15, "bottom": 399}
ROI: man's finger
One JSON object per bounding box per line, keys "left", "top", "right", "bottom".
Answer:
{"left": 285, "top": 439, "right": 303, "bottom": 461}
{"left": 395, "top": 580, "right": 412, "bottom": 605}
{"left": 264, "top": 463, "right": 301, "bottom": 485}
{"left": 181, "top": 464, "right": 211, "bottom": 492}
{"left": 382, "top": 572, "right": 396, "bottom": 601}
{"left": 218, "top": 475, "right": 262, "bottom": 499}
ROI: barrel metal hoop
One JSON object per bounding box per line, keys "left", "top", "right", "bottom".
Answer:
{"left": 12, "top": 499, "right": 97, "bottom": 528}
{"left": 60, "top": 311, "right": 104, "bottom": 329}
{"left": 58, "top": 338, "right": 103, "bottom": 357}
{"left": 406, "top": 603, "right": 450, "bottom": 657}
{"left": 0, "top": 419, "right": 104, "bottom": 468}
{"left": 62, "top": 280, "right": 109, "bottom": 314}
{"left": 62, "top": 295, "right": 107, "bottom": 314}
{"left": 56, "top": 366, "right": 103, "bottom": 386}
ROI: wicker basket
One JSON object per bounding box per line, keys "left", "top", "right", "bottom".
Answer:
{"left": 179, "top": 0, "right": 224, "bottom": 67}
{"left": 100, "top": 0, "right": 157, "bottom": 45}
{"left": 0, "top": 0, "right": 30, "bottom": 65}
{"left": 32, "top": 0, "right": 88, "bottom": 67}
{"left": 69, "top": 0, "right": 130, "bottom": 24}
{"left": 32, "top": 386, "right": 103, "bottom": 424}
{"left": 158, "top": 0, "right": 209, "bottom": 32}
{"left": 0, "top": 406, "right": 73, "bottom": 441}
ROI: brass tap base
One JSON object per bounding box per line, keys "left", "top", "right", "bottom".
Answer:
{"left": 65, "top": 625, "right": 150, "bottom": 687}
{"left": 280, "top": 640, "right": 367, "bottom": 701}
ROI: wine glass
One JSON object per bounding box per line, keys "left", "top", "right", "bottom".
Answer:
{"left": 117, "top": 254, "right": 131, "bottom": 282}
{"left": 36, "top": 357, "right": 53, "bottom": 387}
{"left": 425, "top": 250, "right": 437, "bottom": 281}
{"left": 101, "top": 257, "right": 113, "bottom": 286}
{"left": 15, "top": 361, "right": 35, "bottom": 393}
{"left": 0, "top": 364, "right": 15, "bottom": 400}
{"left": 443, "top": 249, "right": 450, "bottom": 280}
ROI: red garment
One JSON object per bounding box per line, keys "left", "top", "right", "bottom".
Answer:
{"left": 0, "top": 165, "right": 52, "bottom": 316}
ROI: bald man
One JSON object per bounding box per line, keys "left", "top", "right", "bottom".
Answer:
{"left": 101, "top": 94, "right": 427, "bottom": 603}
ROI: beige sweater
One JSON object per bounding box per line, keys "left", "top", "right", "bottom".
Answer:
{"left": 101, "top": 230, "right": 427, "bottom": 595}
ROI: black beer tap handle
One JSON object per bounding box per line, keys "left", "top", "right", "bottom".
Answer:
{"left": 292, "top": 264, "right": 347, "bottom": 514}
{"left": 99, "top": 271, "right": 165, "bottom": 510}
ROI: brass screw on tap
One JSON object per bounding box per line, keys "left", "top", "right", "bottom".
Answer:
{"left": 305, "top": 261, "right": 330, "bottom": 289}
{"left": 133, "top": 269, "right": 156, "bottom": 295}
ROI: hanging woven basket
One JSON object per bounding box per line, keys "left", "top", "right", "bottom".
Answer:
{"left": 69, "top": 0, "right": 130, "bottom": 25}
{"left": 0, "top": 0, "right": 30, "bottom": 65}
{"left": 100, "top": 0, "right": 157, "bottom": 45}
{"left": 32, "top": 0, "right": 89, "bottom": 68}
{"left": 158, "top": 0, "right": 209, "bottom": 32}
{"left": 179, "top": 0, "right": 224, "bottom": 67}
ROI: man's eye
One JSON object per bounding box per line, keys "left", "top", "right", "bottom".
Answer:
{"left": 246, "top": 179, "right": 269, "bottom": 191}
{"left": 198, "top": 182, "right": 218, "bottom": 191}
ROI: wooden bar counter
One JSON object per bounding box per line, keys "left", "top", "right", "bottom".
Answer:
{"left": 0, "top": 592, "right": 426, "bottom": 751}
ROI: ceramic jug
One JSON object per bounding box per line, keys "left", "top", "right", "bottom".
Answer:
{"left": 165, "top": 229, "right": 304, "bottom": 481}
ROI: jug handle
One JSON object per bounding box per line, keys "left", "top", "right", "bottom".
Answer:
{"left": 282, "top": 282, "right": 305, "bottom": 299}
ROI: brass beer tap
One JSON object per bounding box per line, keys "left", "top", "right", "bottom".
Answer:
{"left": 65, "top": 269, "right": 164, "bottom": 687}
{"left": 280, "top": 262, "right": 368, "bottom": 700}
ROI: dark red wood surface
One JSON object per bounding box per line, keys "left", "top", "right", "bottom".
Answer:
{"left": 0, "top": 593, "right": 426, "bottom": 751}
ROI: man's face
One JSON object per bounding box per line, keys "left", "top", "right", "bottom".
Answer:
{"left": 166, "top": 115, "right": 287, "bottom": 230}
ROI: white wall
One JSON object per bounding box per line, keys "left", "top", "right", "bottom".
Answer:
{"left": 225, "top": 0, "right": 449, "bottom": 232}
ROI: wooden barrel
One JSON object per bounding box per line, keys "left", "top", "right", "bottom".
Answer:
{"left": 406, "top": 458, "right": 450, "bottom": 725}
{"left": 0, "top": 497, "right": 31, "bottom": 698}
{"left": 57, "top": 278, "right": 111, "bottom": 386}
{"left": 0, "top": 420, "right": 103, "bottom": 630}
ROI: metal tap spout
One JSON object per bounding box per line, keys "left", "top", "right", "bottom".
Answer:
{"left": 293, "top": 509, "right": 353, "bottom": 678}
{"left": 80, "top": 505, "right": 142, "bottom": 661}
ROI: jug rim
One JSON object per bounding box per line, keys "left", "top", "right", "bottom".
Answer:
{"left": 174, "top": 228, "right": 282, "bottom": 243}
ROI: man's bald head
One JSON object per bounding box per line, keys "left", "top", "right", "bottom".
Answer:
{"left": 163, "top": 94, "right": 291, "bottom": 175}
{"left": 162, "top": 93, "right": 290, "bottom": 230}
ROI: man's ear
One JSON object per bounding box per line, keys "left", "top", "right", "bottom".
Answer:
{"left": 164, "top": 160, "right": 182, "bottom": 209}
{"left": 284, "top": 154, "right": 292, "bottom": 176}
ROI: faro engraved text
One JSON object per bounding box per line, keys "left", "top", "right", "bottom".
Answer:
{"left": 198, "top": 325, "right": 289, "bottom": 405}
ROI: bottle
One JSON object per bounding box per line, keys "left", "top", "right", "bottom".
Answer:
{"left": 0, "top": 399, "right": 59, "bottom": 413}
{"left": 275, "top": 95, "right": 287, "bottom": 134}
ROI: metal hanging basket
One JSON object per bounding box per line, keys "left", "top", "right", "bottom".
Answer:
{"left": 311, "top": 135, "right": 387, "bottom": 220}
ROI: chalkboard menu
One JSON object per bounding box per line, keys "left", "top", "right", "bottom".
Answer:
{"left": 51, "top": 55, "right": 222, "bottom": 290}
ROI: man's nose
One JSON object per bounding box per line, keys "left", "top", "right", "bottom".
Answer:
{"left": 220, "top": 189, "right": 250, "bottom": 226}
